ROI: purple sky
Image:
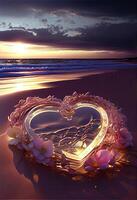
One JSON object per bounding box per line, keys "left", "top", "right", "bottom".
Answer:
{"left": 0, "top": 0, "right": 136, "bottom": 58}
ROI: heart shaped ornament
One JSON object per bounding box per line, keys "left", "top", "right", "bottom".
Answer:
{"left": 7, "top": 92, "right": 131, "bottom": 173}
{"left": 24, "top": 102, "right": 108, "bottom": 169}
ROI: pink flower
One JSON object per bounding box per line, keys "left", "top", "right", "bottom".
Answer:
{"left": 85, "top": 149, "right": 115, "bottom": 170}
{"left": 116, "top": 128, "right": 132, "bottom": 148}
{"left": 32, "top": 136, "right": 53, "bottom": 157}
{"left": 30, "top": 136, "right": 54, "bottom": 164}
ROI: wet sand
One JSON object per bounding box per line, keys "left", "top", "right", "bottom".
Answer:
{"left": 0, "top": 68, "right": 137, "bottom": 199}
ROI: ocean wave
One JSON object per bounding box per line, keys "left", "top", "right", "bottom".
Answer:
{"left": 0, "top": 59, "right": 136, "bottom": 77}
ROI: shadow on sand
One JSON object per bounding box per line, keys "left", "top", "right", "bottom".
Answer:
{"left": 9, "top": 144, "right": 137, "bottom": 200}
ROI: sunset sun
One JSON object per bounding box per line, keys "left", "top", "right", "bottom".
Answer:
{"left": 12, "top": 42, "right": 28, "bottom": 55}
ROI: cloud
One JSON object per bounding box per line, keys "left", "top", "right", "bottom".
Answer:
{"left": 0, "top": 22, "right": 6, "bottom": 28}
{"left": 0, "top": 22, "right": 136, "bottom": 52}
{"left": 0, "top": 0, "right": 136, "bottom": 18}
{"left": 41, "top": 18, "right": 48, "bottom": 25}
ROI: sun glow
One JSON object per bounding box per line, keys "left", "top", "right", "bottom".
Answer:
{"left": 12, "top": 43, "right": 28, "bottom": 54}
{"left": 0, "top": 41, "right": 131, "bottom": 59}
{"left": 0, "top": 41, "right": 122, "bottom": 59}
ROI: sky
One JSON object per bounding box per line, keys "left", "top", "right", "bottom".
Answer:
{"left": 0, "top": 0, "right": 136, "bottom": 59}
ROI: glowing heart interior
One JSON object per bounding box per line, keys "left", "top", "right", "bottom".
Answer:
{"left": 24, "top": 103, "right": 108, "bottom": 163}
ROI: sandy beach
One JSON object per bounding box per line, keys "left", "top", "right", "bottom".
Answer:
{"left": 0, "top": 67, "right": 137, "bottom": 199}
{"left": 0, "top": 0, "right": 136, "bottom": 199}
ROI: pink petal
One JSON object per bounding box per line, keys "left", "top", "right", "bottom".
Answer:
{"left": 118, "top": 128, "right": 133, "bottom": 147}
{"left": 84, "top": 165, "right": 94, "bottom": 171}
{"left": 95, "top": 149, "right": 114, "bottom": 169}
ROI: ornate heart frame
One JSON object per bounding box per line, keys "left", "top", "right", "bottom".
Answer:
{"left": 7, "top": 92, "right": 132, "bottom": 174}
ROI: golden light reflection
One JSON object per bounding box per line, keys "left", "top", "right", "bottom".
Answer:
{"left": 0, "top": 71, "right": 104, "bottom": 96}
{"left": 62, "top": 104, "right": 108, "bottom": 169}
{"left": 15, "top": 82, "right": 29, "bottom": 91}
{"left": 0, "top": 76, "right": 46, "bottom": 95}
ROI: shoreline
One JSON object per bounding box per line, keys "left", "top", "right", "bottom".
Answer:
{"left": 0, "top": 68, "right": 137, "bottom": 199}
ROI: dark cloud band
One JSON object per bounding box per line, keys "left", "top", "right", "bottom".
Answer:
{"left": 0, "top": 0, "right": 136, "bottom": 55}
{"left": 0, "top": 22, "right": 136, "bottom": 52}
{"left": 0, "top": 0, "right": 136, "bottom": 18}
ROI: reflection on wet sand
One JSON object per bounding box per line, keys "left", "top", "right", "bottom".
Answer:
{"left": 0, "top": 71, "right": 105, "bottom": 96}
{"left": 0, "top": 68, "right": 137, "bottom": 199}
{"left": 0, "top": 134, "right": 136, "bottom": 200}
